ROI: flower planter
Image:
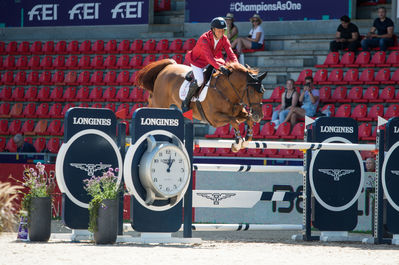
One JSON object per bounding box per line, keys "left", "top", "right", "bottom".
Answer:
{"left": 28, "top": 197, "right": 51, "bottom": 242}
{"left": 93, "top": 199, "right": 118, "bottom": 244}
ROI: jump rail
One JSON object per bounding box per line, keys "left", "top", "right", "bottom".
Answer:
{"left": 189, "top": 224, "right": 303, "bottom": 231}
{"left": 194, "top": 164, "right": 304, "bottom": 173}
{"left": 194, "top": 139, "right": 376, "bottom": 151}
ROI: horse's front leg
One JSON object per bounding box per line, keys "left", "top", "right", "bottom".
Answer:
{"left": 241, "top": 119, "right": 254, "bottom": 149}
{"left": 230, "top": 122, "right": 244, "bottom": 153}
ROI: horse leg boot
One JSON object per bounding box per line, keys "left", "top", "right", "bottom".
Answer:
{"left": 231, "top": 127, "right": 243, "bottom": 153}
{"left": 181, "top": 80, "right": 199, "bottom": 113}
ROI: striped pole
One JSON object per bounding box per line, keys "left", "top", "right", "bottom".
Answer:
{"left": 194, "top": 139, "right": 376, "bottom": 151}
{"left": 190, "top": 223, "right": 303, "bottom": 231}
{"left": 194, "top": 164, "right": 304, "bottom": 173}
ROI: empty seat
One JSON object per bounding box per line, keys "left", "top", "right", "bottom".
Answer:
{"left": 116, "top": 54, "right": 130, "bottom": 69}
{"left": 91, "top": 55, "right": 105, "bottom": 69}
{"left": 347, "top": 86, "right": 365, "bottom": 103}
{"left": 335, "top": 104, "right": 351, "bottom": 118}
{"left": 315, "top": 52, "right": 339, "bottom": 68}
{"left": 205, "top": 124, "right": 230, "bottom": 138}
{"left": 34, "top": 137, "right": 46, "bottom": 152}
{"left": 78, "top": 55, "right": 92, "bottom": 69}
{"left": 12, "top": 86, "right": 25, "bottom": 101}
{"left": 77, "top": 71, "right": 91, "bottom": 85}
{"left": 348, "top": 51, "right": 370, "bottom": 67}
{"left": 43, "top": 40, "right": 55, "bottom": 54}
{"left": 263, "top": 86, "right": 284, "bottom": 102}
{"left": 116, "top": 103, "right": 130, "bottom": 118}
{"left": 14, "top": 71, "right": 27, "bottom": 85}
{"left": 169, "top": 39, "right": 183, "bottom": 53}
{"left": 385, "top": 104, "right": 399, "bottom": 119}
{"left": 225, "top": 123, "right": 245, "bottom": 139}
{"left": 64, "top": 71, "right": 78, "bottom": 85}
{"left": 0, "top": 120, "right": 9, "bottom": 135}
{"left": 2, "top": 71, "right": 14, "bottom": 85}
{"left": 129, "top": 87, "right": 143, "bottom": 102}
{"left": 351, "top": 104, "right": 368, "bottom": 120}
{"left": 130, "top": 55, "right": 143, "bottom": 69}
{"left": 37, "top": 87, "right": 51, "bottom": 101}
{"left": 89, "top": 87, "right": 104, "bottom": 102}
{"left": 319, "top": 86, "right": 331, "bottom": 102}
{"left": 130, "top": 39, "right": 144, "bottom": 53}
{"left": 28, "top": 55, "right": 42, "bottom": 70}
{"left": 117, "top": 71, "right": 130, "bottom": 85}
{"left": 76, "top": 87, "right": 90, "bottom": 102}
{"left": 4, "top": 55, "right": 16, "bottom": 70}
{"left": 130, "top": 71, "right": 138, "bottom": 85}
{"left": 27, "top": 71, "right": 40, "bottom": 85}
{"left": 67, "top": 40, "right": 79, "bottom": 54}
{"left": 0, "top": 103, "right": 10, "bottom": 118}
{"left": 39, "top": 71, "right": 52, "bottom": 85}
{"left": 364, "top": 51, "right": 386, "bottom": 67}
{"left": 358, "top": 123, "right": 372, "bottom": 141}
{"left": 104, "top": 54, "right": 117, "bottom": 69}
{"left": 21, "top": 120, "right": 35, "bottom": 135}
{"left": 320, "top": 104, "right": 335, "bottom": 117}
{"left": 385, "top": 51, "right": 399, "bottom": 67}
{"left": 63, "top": 86, "right": 77, "bottom": 101}
{"left": 50, "top": 87, "right": 64, "bottom": 101}
{"left": 313, "top": 69, "right": 328, "bottom": 84}
{"left": 79, "top": 40, "right": 92, "bottom": 54}
{"left": 23, "top": 103, "right": 36, "bottom": 118}
{"left": 90, "top": 71, "right": 105, "bottom": 85}
{"left": 47, "top": 137, "right": 60, "bottom": 153}
{"left": 379, "top": 86, "right": 395, "bottom": 101}
{"left": 92, "top": 40, "right": 105, "bottom": 54}
{"left": 275, "top": 122, "right": 291, "bottom": 139}
{"left": 16, "top": 55, "right": 28, "bottom": 70}
{"left": 322, "top": 69, "right": 344, "bottom": 85}
{"left": 375, "top": 68, "right": 393, "bottom": 84}
{"left": 52, "top": 71, "right": 65, "bottom": 85}
{"left": 143, "top": 39, "right": 157, "bottom": 53}
{"left": 17, "top": 41, "right": 30, "bottom": 55}
{"left": 117, "top": 40, "right": 130, "bottom": 53}
{"left": 365, "top": 104, "right": 384, "bottom": 121}
{"left": 105, "top": 40, "right": 118, "bottom": 53}
{"left": 103, "top": 87, "right": 117, "bottom": 101}
{"left": 6, "top": 41, "right": 17, "bottom": 55}
{"left": 155, "top": 39, "right": 171, "bottom": 53}
{"left": 128, "top": 103, "right": 144, "bottom": 118}
{"left": 171, "top": 54, "right": 183, "bottom": 64}
{"left": 65, "top": 55, "right": 79, "bottom": 69}
{"left": 10, "top": 102, "right": 23, "bottom": 118}
{"left": 254, "top": 122, "right": 278, "bottom": 139}
{"left": 343, "top": 68, "right": 360, "bottom": 85}
{"left": 331, "top": 86, "right": 350, "bottom": 103}
{"left": 363, "top": 86, "right": 381, "bottom": 102}
{"left": 0, "top": 136, "right": 6, "bottom": 151}
{"left": 359, "top": 68, "right": 377, "bottom": 85}
{"left": 5, "top": 137, "right": 17, "bottom": 152}
{"left": 0, "top": 86, "right": 12, "bottom": 101}
{"left": 295, "top": 69, "right": 312, "bottom": 85}
{"left": 142, "top": 55, "right": 156, "bottom": 67}
{"left": 61, "top": 103, "right": 75, "bottom": 117}
{"left": 36, "top": 103, "right": 50, "bottom": 118}
{"left": 9, "top": 119, "right": 22, "bottom": 135}
{"left": 102, "top": 71, "right": 117, "bottom": 85}
{"left": 53, "top": 55, "right": 66, "bottom": 69}
{"left": 55, "top": 40, "right": 67, "bottom": 54}
{"left": 49, "top": 103, "right": 63, "bottom": 118}
{"left": 182, "top": 38, "right": 196, "bottom": 52}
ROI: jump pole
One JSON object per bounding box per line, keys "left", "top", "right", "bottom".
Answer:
{"left": 194, "top": 164, "right": 304, "bottom": 173}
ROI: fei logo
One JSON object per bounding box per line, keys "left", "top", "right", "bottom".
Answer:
{"left": 28, "top": 5, "right": 59, "bottom": 21}
{"left": 68, "top": 3, "right": 100, "bottom": 20}
{"left": 111, "top": 2, "right": 144, "bottom": 19}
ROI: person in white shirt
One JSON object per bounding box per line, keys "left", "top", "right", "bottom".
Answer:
{"left": 231, "top": 14, "right": 264, "bottom": 64}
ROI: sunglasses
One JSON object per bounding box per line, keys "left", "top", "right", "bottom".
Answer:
{"left": 252, "top": 19, "right": 259, "bottom": 22}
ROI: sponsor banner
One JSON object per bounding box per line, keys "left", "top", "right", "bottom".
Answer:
{"left": 0, "top": 0, "right": 148, "bottom": 27}
{"left": 186, "top": 0, "right": 348, "bottom": 22}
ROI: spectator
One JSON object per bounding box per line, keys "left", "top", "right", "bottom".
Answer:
{"left": 225, "top": 13, "right": 238, "bottom": 43}
{"left": 330, "top": 15, "right": 361, "bottom": 52}
{"left": 271, "top": 79, "right": 299, "bottom": 129}
{"left": 283, "top": 76, "right": 320, "bottom": 125}
{"left": 361, "top": 7, "right": 394, "bottom": 51}
{"left": 231, "top": 14, "right": 264, "bottom": 65}
{"left": 365, "top": 157, "right": 376, "bottom": 172}
{"left": 13, "top": 134, "right": 36, "bottom": 153}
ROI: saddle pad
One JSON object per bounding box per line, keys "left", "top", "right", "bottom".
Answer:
{"left": 179, "top": 80, "right": 209, "bottom": 102}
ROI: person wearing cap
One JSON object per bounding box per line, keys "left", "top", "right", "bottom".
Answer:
{"left": 225, "top": 13, "right": 239, "bottom": 43}
{"left": 183, "top": 17, "right": 238, "bottom": 112}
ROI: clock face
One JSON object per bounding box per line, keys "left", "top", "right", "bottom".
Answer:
{"left": 150, "top": 145, "right": 189, "bottom": 196}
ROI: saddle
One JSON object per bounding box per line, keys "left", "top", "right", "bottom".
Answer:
{"left": 185, "top": 65, "right": 215, "bottom": 97}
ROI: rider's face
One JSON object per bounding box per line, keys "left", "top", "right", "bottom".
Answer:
{"left": 213, "top": 28, "right": 224, "bottom": 40}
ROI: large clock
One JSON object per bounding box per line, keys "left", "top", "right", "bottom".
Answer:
{"left": 139, "top": 135, "right": 191, "bottom": 205}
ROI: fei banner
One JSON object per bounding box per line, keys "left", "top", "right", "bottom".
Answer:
{"left": 186, "top": 0, "right": 349, "bottom": 22}
{"left": 0, "top": 0, "right": 148, "bottom": 27}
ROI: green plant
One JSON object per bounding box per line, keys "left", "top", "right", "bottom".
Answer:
{"left": 0, "top": 181, "right": 22, "bottom": 234}
{"left": 83, "top": 167, "right": 120, "bottom": 233}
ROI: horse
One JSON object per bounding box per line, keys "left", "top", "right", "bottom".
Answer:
{"left": 135, "top": 59, "right": 267, "bottom": 152}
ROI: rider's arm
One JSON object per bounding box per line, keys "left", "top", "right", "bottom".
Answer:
{"left": 201, "top": 37, "right": 224, "bottom": 69}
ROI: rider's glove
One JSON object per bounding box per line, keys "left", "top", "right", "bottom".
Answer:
{"left": 219, "top": 66, "right": 231, "bottom": 76}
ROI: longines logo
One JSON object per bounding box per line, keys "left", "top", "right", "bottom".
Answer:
{"left": 197, "top": 192, "right": 236, "bottom": 205}
{"left": 391, "top": 170, "right": 399, "bottom": 176}
{"left": 73, "top": 117, "right": 112, "bottom": 126}
{"left": 70, "top": 163, "right": 112, "bottom": 176}
{"left": 320, "top": 126, "right": 354, "bottom": 134}
{"left": 140, "top": 118, "right": 179, "bottom": 127}
{"left": 318, "top": 169, "right": 355, "bottom": 181}
{"left": 394, "top": 126, "right": 399, "bottom": 133}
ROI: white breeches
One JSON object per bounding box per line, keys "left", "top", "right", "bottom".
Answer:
{"left": 191, "top": 64, "right": 205, "bottom": 86}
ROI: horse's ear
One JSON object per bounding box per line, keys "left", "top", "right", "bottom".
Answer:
{"left": 257, "top": 72, "right": 267, "bottom": 81}
{"left": 246, "top": 71, "right": 256, "bottom": 81}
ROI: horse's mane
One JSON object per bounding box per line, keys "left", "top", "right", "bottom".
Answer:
{"left": 136, "top": 59, "right": 176, "bottom": 91}
{"left": 225, "top": 62, "right": 259, "bottom": 75}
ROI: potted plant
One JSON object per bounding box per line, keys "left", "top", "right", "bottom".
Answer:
{"left": 84, "top": 167, "right": 120, "bottom": 244}
{"left": 20, "top": 162, "right": 55, "bottom": 242}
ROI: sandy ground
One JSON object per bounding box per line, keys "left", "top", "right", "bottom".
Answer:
{"left": 2, "top": 227, "right": 399, "bottom": 265}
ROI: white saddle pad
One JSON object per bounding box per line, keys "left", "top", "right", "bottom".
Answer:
{"left": 179, "top": 80, "right": 209, "bottom": 102}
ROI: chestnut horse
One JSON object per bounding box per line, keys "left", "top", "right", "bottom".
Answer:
{"left": 136, "top": 59, "right": 267, "bottom": 151}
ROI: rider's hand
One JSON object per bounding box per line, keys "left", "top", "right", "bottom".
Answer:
{"left": 219, "top": 66, "right": 231, "bottom": 76}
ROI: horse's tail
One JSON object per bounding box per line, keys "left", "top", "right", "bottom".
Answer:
{"left": 135, "top": 59, "right": 176, "bottom": 92}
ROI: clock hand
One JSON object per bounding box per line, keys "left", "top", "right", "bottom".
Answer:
{"left": 166, "top": 155, "right": 172, "bottom": 173}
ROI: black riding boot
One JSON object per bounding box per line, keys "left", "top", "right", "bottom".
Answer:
{"left": 181, "top": 81, "right": 199, "bottom": 112}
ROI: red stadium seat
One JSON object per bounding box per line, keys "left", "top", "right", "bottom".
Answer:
{"left": 335, "top": 104, "right": 351, "bottom": 118}
{"left": 129, "top": 87, "right": 143, "bottom": 102}
{"left": 36, "top": 103, "right": 50, "bottom": 118}
{"left": 319, "top": 86, "right": 331, "bottom": 102}
{"left": 39, "top": 71, "right": 52, "bottom": 85}
{"left": 10, "top": 103, "right": 23, "bottom": 118}
{"left": 92, "top": 40, "right": 105, "bottom": 54}
{"left": 214, "top": 148, "right": 235, "bottom": 157}
{"left": 157, "top": 54, "right": 169, "bottom": 61}
{"left": 170, "top": 39, "right": 183, "bottom": 53}
{"left": 263, "top": 86, "right": 284, "bottom": 103}
{"left": 117, "top": 55, "right": 130, "bottom": 69}
{"left": 16, "top": 55, "right": 28, "bottom": 70}
{"left": 89, "top": 87, "right": 104, "bottom": 102}
{"left": 67, "top": 40, "right": 79, "bottom": 54}
{"left": 30, "top": 41, "right": 43, "bottom": 55}
{"left": 23, "top": 103, "right": 36, "bottom": 118}
{"left": 90, "top": 71, "right": 105, "bottom": 85}
{"left": 0, "top": 86, "right": 12, "bottom": 101}
{"left": 78, "top": 55, "right": 92, "bottom": 69}
{"left": 2, "top": 71, "right": 14, "bottom": 85}
{"left": 104, "top": 54, "right": 117, "bottom": 69}
{"left": 21, "top": 120, "right": 35, "bottom": 135}
{"left": 379, "top": 86, "right": 395, "bottom": 101}
{"left": 295, "top": 69, "right": 312, "bottom": 85}
{"left": 63, "top": 86, "right": 77, "bottom": 101}
{"left": 130, "top": 39, "right": 144, "bottom": 53}
{"left": 116, "top": 87, "right": 130, "bottom": 102}
{"left": 199, "top": 147, "right": 216, "bottom": 156}
{"left": 105, "top": 103, "right": 116, "bottom": 113}
{"left": 205, "top": 124, "right": 230, "bottom": 138}
{"left": 363, "top": 86, "right": 382, "bottom": 102}
{"left": 37, "top": 87, "right": 51, "bottom": 102}
{"left": 130, "top": 54, "right": 143, "bottom": 69}
{"left": 154, "top": 0, "right": 171, "bottom": 11}
{"left": 34, "top": 137, "right": 46, "bottom": 152}
{"left": 143, "top": 54, "right": 156, "bottom": 67}
{"left": 65, "top": 55, "right": 79, "bottom": 69}
{"left": 320, "top": 104, "right": 335, "bottom": 117}
{"left": 64, "top": 71, "right": 78, "bottom": 86}
{"left": 47, "top": 137, "right": 60, "bottom": 153}
{"left": 53, "top": 55, "right": 66, "bottom": 69}
{"left": 385, "top": 104, "right": 399, "bottom": 119}
{"left": 91, "top": 55, "right": 105, "bottom": 69}
{"left": 0, "top": 103, "right": 10, "bottom": 118}
{"left": 117, "top": 71, "right": 130, "bottom": 85}
{"left": 331, "top": 86, "right": 349, "bottom": 103}
{"left": 11, "top": 86, "right": 25, "bottom": 101}
{"left": 374, "top": 68, "right": 393, "bottom": 84}
{"left": 77, "top": 71, "right": 91, "bottom": 85}
{"left": 143, "top": 39, "right": 157, "bottom": 53}
{"left": 323, "top": 69, "right": 344, "bottom": 85}
{"left": 313, "top": 69, "right": 328, "bottom": 84}
{"left": 103, "top": 87, "right": 117, "bottom": 102}
{"left": 156, "top": 39, "right": 171, "bottom": 53}
{"left": 347, "top": 86, "right": 365, "bottom": 103}
{"left": 17, "top": 41, "right": 30, "bottom": 55}
{"left": 117, "top": 40, "right": 130, "bottom": 53}
{"left": 55, "top": 40, "right": 67, "bottom": 54}
{"left": 385, "top": 51, "right": 399, "bottom": 67}
{"left": 43, "top": 40, "right": 55, "bottom": 55}
{"left": 9, "top": 119, "right": 22, "bottom": 135}
{"left": 4, "top": 55, "right": 16, "bottom": 70}
{"left": 358, "top": 123, "right": 372, "bottom": 141}
{"left": 171, "top": 54, "right": 183, "bottom": 64}
{"left": 348, "top": 51, "right": 370, "bottom": 67}
{"left": 128, "top": 103, "right": 144, "bottom": 118}
{"left": 14, "top": 71, "right": 27, "bottom": 86}
{"left": 130, "top": 71, "right": 138, "bottom": 85}
{"left": 364, "top": 51, "right": 386, "bottom": 67}
{"left": 91, "top": 103, "right": 103, "bottom": 108}
{"left": 182, "top": 38, "right": 196, "bottom": 52}
{"left": 51, "top": 71, "right": 65, "bottom": 85}
{"left": 0, "top": 56, "right": 3, "bottom": 70}
{"left": 225, "top": 123, "right": 245, "bottom": 139}
{"left": 105, "top": 40, "right": 118, "bottom": 54}
{"left": 359, "top": 68, "right": 377, "bottom": 85}
{"left": 262, "top": 148, "right": 281, "bottom": 158}
{"left": 254, "top": 122, "right": 278, "bottom": 139}
{"left": 261, "top": 104, "right": 273, "bottom": 120}
{"left": 351, "top": 104, "right": 368, "bottom": 120}
{"left": 316, "top": 52, "right": 339, "bottom": 68}
{"left": 365, "top": 104, "right": 384, "bottom": 121}
{"left": 79, "top": 40, "right": 92, "bottom": 54}
{"left": 275, "top": 122, "right": 291, "bottom": 139}
{"left": 0, "top": 136, "right": 6, "bottom": 151}
{"left": 0, "top": 41, "right": 5, "bottom": 55}
{"left": 0, "top": 120, "right": 9, "bottom": 135}
{"left": 116, "top": 103, "right": 130, "bottom": 116}
{"left": 61, "top": 103, "right": 75, "bottom": 117}
{"left": 50, "top": 87, "right": 64, "bottom": 102}
{"left": 76, "top": 87, "right": 90, "bottom": 102}
{"left": 343, "top": 68, "right": 360, "bottom": 85}
{"left": 6, "top": 41, "right": 17, "bottom": 55}
{"left": 104, "top": 71, "right": 117, "bottom": 85}
{"left": 27, "top": 71, "right": 39, "bottom": 85}
{"left": 289, "top": 122, "right": 305, "bottom": 139}
{"left": 6, "top": 137, "right": 17, "bottom": 152}
{"left": 390, "top": 68, "right": 399, "bottom": 84}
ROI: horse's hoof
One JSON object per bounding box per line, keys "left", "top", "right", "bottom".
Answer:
{"left": 241, "top": 140, "right": 249, "bottom": 149}
{"left": 231, "top": 144, "right": 241, "bottom": 153}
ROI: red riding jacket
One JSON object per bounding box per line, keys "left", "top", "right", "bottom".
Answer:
{"left": 185, "top": 30, "right": 238, "bottom": 69}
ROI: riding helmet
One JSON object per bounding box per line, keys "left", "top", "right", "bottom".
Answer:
{"left": 211, "top": 17, "right": 227, "bottom": 29}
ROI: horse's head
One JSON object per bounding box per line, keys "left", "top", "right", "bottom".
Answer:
{"left": 223, "top": 63, "right": 267, "bottom": 123}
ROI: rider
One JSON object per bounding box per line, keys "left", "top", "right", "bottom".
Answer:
{"left": 183, "top": 17, "right": 238, "bottom": 112}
